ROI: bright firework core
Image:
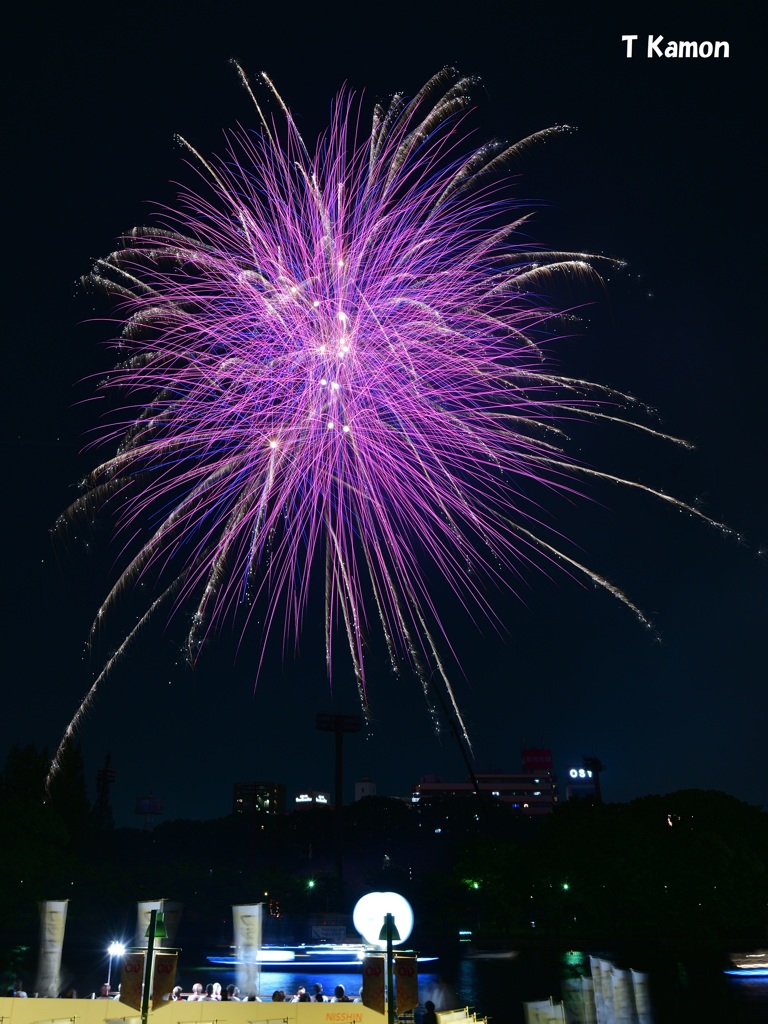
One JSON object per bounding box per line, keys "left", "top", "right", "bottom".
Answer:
{"left": 51, "top": 67, "right": 730, "bottom": 776}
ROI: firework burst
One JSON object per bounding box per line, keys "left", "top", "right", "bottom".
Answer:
{"left": 51, "top": 66, "right": 730, "bottom": 776}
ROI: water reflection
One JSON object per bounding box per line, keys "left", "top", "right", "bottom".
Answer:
{"left": 451, "top": 950, "right": 768, "bottom": 1024}
{"left": 189, "top": 951, "right": 768, "bottom": 1023}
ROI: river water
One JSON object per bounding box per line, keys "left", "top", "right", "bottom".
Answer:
{"left": 187, "top": 948, "right": 768, "bottom": 1023}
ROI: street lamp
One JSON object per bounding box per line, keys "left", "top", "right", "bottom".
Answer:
{"left": 353, "top": 892, "right": 414, "bottom": 1024}
{"left": 379, "top": 913, "right": 400, "bottom": 1024}
{"left": 107, "top": 942, "right": 125, "bottom": 990}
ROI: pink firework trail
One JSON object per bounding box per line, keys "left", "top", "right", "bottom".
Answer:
{"left": 51, "top": 67, "right": 730, "bottom": 776}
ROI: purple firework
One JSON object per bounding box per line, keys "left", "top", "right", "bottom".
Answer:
{"left": 52, "top": 67, "right": 726, "bottom": 771}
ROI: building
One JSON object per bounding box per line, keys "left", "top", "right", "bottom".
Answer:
{"left": 565, "top": 756, "right": 604, "bottom": 802}
{"left": 355, "top": 778, "right": 377, "bottom": 800}
{"left": 294, "top": 789, "right": 332, "bottom": 810}
{"left": 232, "top": 780, "right": 286, "bottom": 816}
{"left": 565, "top": 766, "right": 598, "bottom": 801}
{"left": 411, "top": 748, "right": 558, "bottom": 817}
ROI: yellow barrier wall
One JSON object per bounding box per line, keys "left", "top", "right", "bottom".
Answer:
{"left": 0, "top": 999, "right": 383, "bottom": 1024}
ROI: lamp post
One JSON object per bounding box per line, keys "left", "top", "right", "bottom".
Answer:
{"left": 353, "top": 892, "right": 413, "bottom": 1022}
{"left": 107, "top": 942, "right": 125, "bottom": 990}
{"left": 379, "top": 913, "right": 400, "bottom": 1024}
{"left": 140, "top": 910, "right": 167, "bottom": 1024}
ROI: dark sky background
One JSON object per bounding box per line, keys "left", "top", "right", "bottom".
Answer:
{"left": 4, "top": 1, "right": 764, "bottom": 828}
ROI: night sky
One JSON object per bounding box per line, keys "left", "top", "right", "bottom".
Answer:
{"left": 4, "top": 1, "right": 764, "bottom": 828}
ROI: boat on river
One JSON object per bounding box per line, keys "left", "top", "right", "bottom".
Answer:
{"left": 725, "top": 950, "right": 768, "bottom": 977}
{"left": 207, "top": 943, "right": 438, "bottom": 971}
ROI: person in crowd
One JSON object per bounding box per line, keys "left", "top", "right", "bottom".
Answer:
{"left": 353, "top": 987, "right": 363, "bottom": 1003}
{"left": 313, "top": 983, "right": 327, "bottom": 1002}
{"left": 272, "top": 990, "right": 285, "bottom": 1001}
{"left": 171, "top": 986, "right": 184, "bottom": 1001}
{"left": 211, "top": 983, "right": 222, "bottom": 1000}
{"left": 225, "top": 984, "right": 241, "bottom": 1001}
{"left": 187, "top": 983, "right": 204, "bottom": 1001}
{"left": 97, "top": 983, "right": 113, "bottom": 999}
{"left": 291, "top": 986, "right": 307, "bottom": 1002}
{"left": 423, "top": 1000, "right": 438, "bottom": 1024}
{"left": 332, "top": 984, "right": 350, "bottom": 1002}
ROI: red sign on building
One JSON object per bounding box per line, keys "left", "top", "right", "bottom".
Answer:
{"left": 521, "top": 747, "right": 553, "bottom": 772}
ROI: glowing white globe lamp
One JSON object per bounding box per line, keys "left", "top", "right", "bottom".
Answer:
{"left": 353, "top": 891, "right": 414, "bottom": 947}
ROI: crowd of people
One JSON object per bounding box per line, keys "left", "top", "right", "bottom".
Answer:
{"left": 172, "top": 981, "right": 361, "bottom": 1003}
{"left": 5, "top": 979, "right": 364, "bottom": 1004}
{"left": 270, "top": 983, "right": 360, "bottom": 1002}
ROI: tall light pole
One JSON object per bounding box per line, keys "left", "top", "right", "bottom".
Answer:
{"left": 107, "top": 942, "right": 125, "bottom": 990}
{"left": 315, "top": 712, "right": 361, "bottom": 895}
{"left": 582, "top": 755, "right": 606, "bottom": 802}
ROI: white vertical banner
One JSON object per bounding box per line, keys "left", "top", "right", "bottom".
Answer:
{"left": 611, "top": 968, "right": 635, "bottom": 1024}
{"left": 136, "top": 900, "right": 163, "bottom": 948}
{"left": 362, "top": 955, "right": 385, "bottom": 1015}
{"left": 160, "top": 901, "right": 183, "bottom": 945}
{"left": 152, "top": 951, "right": 179, "bottom": 1008}
{"left": 562, "top": 976, "right": 596, "bottom": 1024}
{"left": 630, "top": 970, "right": 653, "bottom": 1024}
{"left": 589, "top": 958, "right": 608, "bottom": 1024}
{"left": 394, "top": 955, "right": 418, "bottom": 1012}
{"left": 523, "top": 999, "right": 566, "bottom": 1023}
{"left": 232, "top": 903, "right": 262, "bottom": 998}
{"left": 35, "top": 900, "right": 68, "bottom": 997}
{"left": 599, "top": 959, "right": 616, "bottom": 1023}
{"left": 135, "top": 899, "right": 182, "bottom": 947}
{"left": 119, "top": 952, "right": 145, "bottom": 1010}
{"left": 581, "top": 977, "right": 597, "bottom": 1024}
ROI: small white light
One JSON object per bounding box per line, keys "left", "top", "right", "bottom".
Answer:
{"left": 342, "top": 425, "right": 350, "bottom": 433}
